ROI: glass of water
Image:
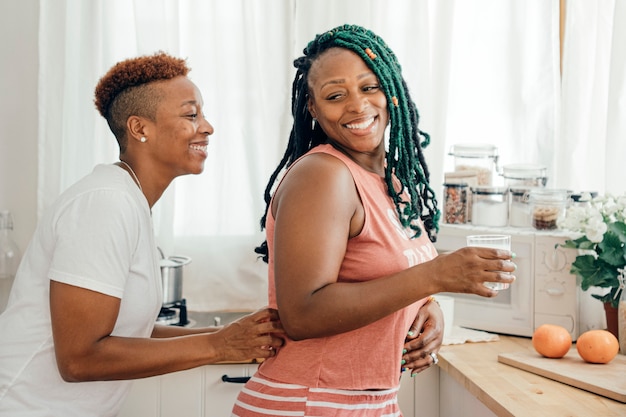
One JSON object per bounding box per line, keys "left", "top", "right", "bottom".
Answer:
{"left": 466, "top": 234, "right": 512, "bottom": 290}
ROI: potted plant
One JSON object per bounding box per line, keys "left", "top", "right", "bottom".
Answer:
{"left": 558, "top": 192, "right": 626, "bottom": 337}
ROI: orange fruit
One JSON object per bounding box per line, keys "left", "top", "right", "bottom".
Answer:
{"left": 532, "top": 324, "right": 572, "bottom": 358}
{"left": 576, "top": 330, "right": 619, "bottom": 364}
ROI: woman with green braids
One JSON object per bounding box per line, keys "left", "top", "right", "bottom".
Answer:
{"left": 234, "top": 25, "right": 515, "bottom": 416}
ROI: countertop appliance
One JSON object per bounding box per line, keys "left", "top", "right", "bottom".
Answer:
{"left": 156, "top": 251, "right": 192, "bottom": 326}
{"left": 157, "top": 299, "right": 189, "bottom": 326}
{"left": 434, "top": 224, "right": 605, "bottom": 340}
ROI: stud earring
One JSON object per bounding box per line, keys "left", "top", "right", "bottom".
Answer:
{"left": 140, "top": 136, "right": 147, "bottom": 143}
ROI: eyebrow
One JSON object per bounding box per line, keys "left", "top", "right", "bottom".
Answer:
{"left": 180, "top": 99, "right": 201, "bottom": 107}
{"left": 320, "top": 72, "right": 376, "bottom": 89}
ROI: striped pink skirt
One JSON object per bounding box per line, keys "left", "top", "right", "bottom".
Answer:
{"left": 231, "top": 374, "right": 402, "bottom": 417}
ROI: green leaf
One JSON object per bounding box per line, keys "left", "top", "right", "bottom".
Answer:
{"left": 562, "top": 239, "right": 582, "bottom": 249}
{"left": 591, "top": 288, "right": 622, "bottom": 308}
{"left": 562, "top": 235, "right": 596, "bottom": 250}
{"left": 608, "top": 221, "right": 626, "bottom": 243}
{"left": 598, "top": 231, "right": 626, "bottom": 266}
{"left": 570, "top": 255, "right": 618, "bottom": 290}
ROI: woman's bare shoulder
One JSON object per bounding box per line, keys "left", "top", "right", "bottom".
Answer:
{"left": 272, "top": 151, "right": 358, "bottom": 216}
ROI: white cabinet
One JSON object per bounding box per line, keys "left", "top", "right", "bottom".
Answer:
{"left": 398, "top": 365, "right": 439, "bottom": 417}
{"left": 161, "top": 367, "right": 205, "bottom": 417}
{"left": 118, "top": 374, "right": 160, "bottom": 417}
{"left": 400, "top": 365, "right": 494, "bottom": 417}
{"left": 118, "top": 364, "right": 258, "bottom": 417}
{"left": 439, "top": 371, "right": 496, "bottom": 417}
{"left": 204, "top": 364, "right": 258, "bottom": 416}
{"left": 120, "top": 363, "right": 448, "bottom": 417}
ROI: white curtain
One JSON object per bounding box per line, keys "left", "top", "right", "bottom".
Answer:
{"left": 39, "top": 0, "right": 621, "bottom": 311}
{"left": 559, "top": 0, "right": 626, "bottom": 195}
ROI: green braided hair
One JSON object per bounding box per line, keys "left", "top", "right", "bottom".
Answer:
{"left": 255, "top": 24, "right": 440, "bottom": 262}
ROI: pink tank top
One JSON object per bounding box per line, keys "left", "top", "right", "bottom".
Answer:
{"left": 260, "top": 144, "right": 437, "bottom": 389}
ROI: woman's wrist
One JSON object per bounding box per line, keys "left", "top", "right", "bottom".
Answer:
{"left": 426, "top": 295, "right": 440, "bottom": 306}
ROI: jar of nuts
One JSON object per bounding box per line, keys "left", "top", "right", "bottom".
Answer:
{"left": 528, "top": 189, "right": 570, "bottom": 230}
{"left": 443, "top": 183, "right": 469, "bottom": 224}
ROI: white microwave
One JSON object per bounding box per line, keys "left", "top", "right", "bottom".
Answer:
{"left": 434, "top": 224, "right": 606, "bottom": 340}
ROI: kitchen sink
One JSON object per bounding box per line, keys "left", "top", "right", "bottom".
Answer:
{"left": 188, "top": 310, "right": 253, "bottom": 328}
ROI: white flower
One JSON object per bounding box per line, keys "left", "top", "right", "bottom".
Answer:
{"left": 557, "top": 205, "right": 589, "bottom": 231}
{"left": 618, "top": 207, "right": 626, "bottom": 223}
{"left": 585, "top": 217, "right": 607, "bottom": 242}
{"left": 602, "top": 200, "right": 618, "bottom": 218}
{"left": 560, "top": 192, "right": 626, "bottom": 241}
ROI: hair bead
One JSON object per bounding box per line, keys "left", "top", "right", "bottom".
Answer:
{"left": 391, "top": 96, "right": 399, "bottom": 107}
{"left": 365, "top": 48, "right": 377, "bottom": 60}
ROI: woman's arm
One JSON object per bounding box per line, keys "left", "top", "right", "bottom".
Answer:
{"left": 150, "top": 324, "right": 220, "bottom": 337}
{"left": 50, "top": 281, "right": 284, "bottom": 382}
{"left": 272, "top": 154, "right": 515, "bottom": 340}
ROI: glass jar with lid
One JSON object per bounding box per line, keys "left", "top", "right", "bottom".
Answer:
{"left": 501, "top": 164, "right": 548, "bottom": 188}
{"left": 471, "top": 185, "right": 509, "bottom": 227}
{"left": 444, "top": 171, "right": 479, "bottom": 222}
{"left": 443, "top": 183, "right": 469, "bottom": 224}
{"left": 449, "top": 144, "right": 498, "bottom": 186}
{"left": 509, "top": 187, "right": 532, "bottom": 228}
{"left": 569, "top": 191, "right": 598, "bottom": 208}
{"left": 528, "top": 189, "right": 570, "bottom": 230}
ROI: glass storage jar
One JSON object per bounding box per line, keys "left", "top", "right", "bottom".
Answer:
{"left": 444, "top": 171, "right": 479, "bottom": 222}
{"left": 443, "top": 183, "right": 468, "bottom": 224}
{"left": 471, "top": 186, "right": 509, "bottom": 227}
{"left": 449, "top": 144, "right": 498, "bottom": 186}
{"left": 509, "top": 187, "right": 532, "bottom": 228}
{"left": 501, "top": 164, "right": 548, "bottom": 188}
{"left": 528, "top": 189, "right": 570, "bottom": 230}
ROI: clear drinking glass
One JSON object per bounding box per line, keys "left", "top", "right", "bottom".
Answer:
{"left": 466, "top": 234, "right": 511, "bottom": 290}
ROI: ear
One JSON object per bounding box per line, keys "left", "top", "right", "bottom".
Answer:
{"left": 307, "top": 97, "right": 317, "bottom": 120}
{"left": 127, "top": 116, "right": 150, "bottom": 143}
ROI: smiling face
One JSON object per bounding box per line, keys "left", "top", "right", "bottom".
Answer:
{"left": 307, "top": 48, "right": 389, "bottom": 161}
{"left": 143, "top": 76, "right": 214, "bottom": 177}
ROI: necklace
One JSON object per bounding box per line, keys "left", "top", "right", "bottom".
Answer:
{"left": 118, "top": 160, "right": 143, "bottom": 192}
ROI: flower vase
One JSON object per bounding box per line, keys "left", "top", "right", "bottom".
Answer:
{"left": 604, "top": 302, "right": 618, "bottom": 340}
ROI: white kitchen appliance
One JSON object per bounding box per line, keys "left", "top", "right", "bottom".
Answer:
{"left": 434, "top": 224, "right": 605, "bottom": 340}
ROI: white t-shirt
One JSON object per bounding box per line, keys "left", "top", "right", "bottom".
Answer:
{"left": 0, "top": 164, "right": 162, "bottom": 417}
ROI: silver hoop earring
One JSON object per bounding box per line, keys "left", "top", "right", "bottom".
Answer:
{"left": 140, "top": 137, "right": 147, "bottom": 143}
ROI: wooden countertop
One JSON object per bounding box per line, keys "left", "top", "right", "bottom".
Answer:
{"left": 438, "top": 336, "right": 626, "bottom": 417}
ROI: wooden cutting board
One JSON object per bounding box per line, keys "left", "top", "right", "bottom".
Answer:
{"left": 498, "top": 348, "right": 626, "bottom": 403}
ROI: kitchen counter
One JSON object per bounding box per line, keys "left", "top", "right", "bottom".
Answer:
{"left": 188, "top": 311, "right": 625, "bottom": 415}
{"left": 438, "top": 336, "right": 625, "bottom": 416}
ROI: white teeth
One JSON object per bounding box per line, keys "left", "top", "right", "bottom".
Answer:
{"left": 190, "top": 144, "right": 207, "bottom": 152}
{"left": 346, "top": 117, "right": 375, "bottom": 130}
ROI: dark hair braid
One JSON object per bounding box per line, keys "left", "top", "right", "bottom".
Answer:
{"left": 255, "top": 24, "right": 440, "bottom": 262}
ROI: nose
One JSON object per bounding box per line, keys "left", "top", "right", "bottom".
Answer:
{"left": 346, "top": 92, "right": 368, "bottom": 113}
{"left": 200, "top": 116, "right": 215, "bottom": 136}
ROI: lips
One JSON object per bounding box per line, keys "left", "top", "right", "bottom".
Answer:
{"left": 345, "top": 116, "right": 376, "bottom": 131}
{"left": 189, "top": 142, "right": 209, "bottom": 156}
